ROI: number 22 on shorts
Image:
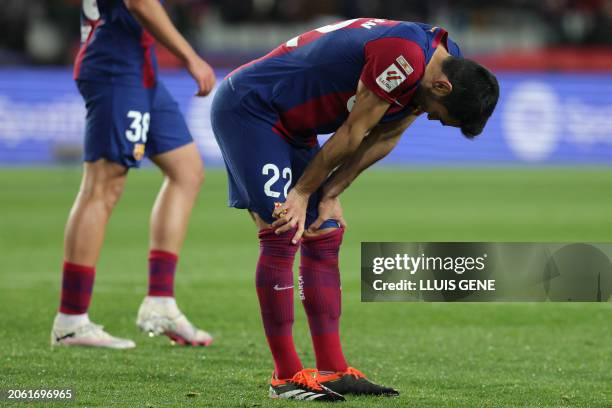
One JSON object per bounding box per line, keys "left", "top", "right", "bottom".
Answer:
{"left": 262, "top": 163, "right": 292, "bottom": 198}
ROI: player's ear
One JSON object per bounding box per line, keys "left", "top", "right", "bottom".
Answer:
{"left": 432, "top": 78, "right": 453, "bottom": 97}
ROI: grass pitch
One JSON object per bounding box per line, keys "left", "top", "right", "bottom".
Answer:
{"left": 1, "top": 167, "right": 611, "bottom": 407}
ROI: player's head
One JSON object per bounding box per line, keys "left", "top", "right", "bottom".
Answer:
{"left": 415, "top": 56, "right": 499, "bottom": 138}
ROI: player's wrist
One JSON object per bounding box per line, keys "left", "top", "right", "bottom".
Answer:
{"left": 323, "top": 180, "right": 349, "bottom": 199}
{"left": 322, "top": 189, "right": 340, "bottom": 200}
{"left": 182, "top": 49, "right": 200, "bottom": 65}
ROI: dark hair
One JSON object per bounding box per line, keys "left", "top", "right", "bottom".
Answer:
{"left": 440, "top": 57, "right": 499, "bottom": 138}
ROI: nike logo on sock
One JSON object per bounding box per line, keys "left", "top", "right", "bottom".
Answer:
{"left": 273, "top": 284, "right": 294, "bottom": 291}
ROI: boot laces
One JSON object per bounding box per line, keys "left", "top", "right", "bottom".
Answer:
{"left": 345, "top": 367, "right": 366, "bottom": 379}
{"left": 290, "top": 369, "right": 323, "bottom": 391}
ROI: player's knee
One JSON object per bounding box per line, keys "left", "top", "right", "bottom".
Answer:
{"left": 169, "top": 163, "right": 205, "bottom": 192}
{"left": 79, "top": 176, "right": 126, "bottom": 213}
{"left": 80, "top": 160, "right": 127, "bottom": 207}
{"left": 104, "top": 178, "right": 126, "bottom": 209}
{"left": 194, "top": 165, "right": 205, "bottom": 188}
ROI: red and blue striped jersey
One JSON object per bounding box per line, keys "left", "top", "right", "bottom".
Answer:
{"left": 74, "top": 0, "right": 158, "bottom": 88}
{"left": 228, "top": 18, "right": 462, "bottom": 147}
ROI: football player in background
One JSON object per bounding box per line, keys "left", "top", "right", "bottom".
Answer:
{"left": 51, "top": 0, "right": 215, "bottom": 348}
{"left": 212, "top": 18, "right": 499, "bottom": 401}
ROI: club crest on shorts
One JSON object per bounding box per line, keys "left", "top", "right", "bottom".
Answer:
{"left": 376, "top": 63, "right": 406, "bottom": 92}
{"left": 133, "top": 143, "right": 145, "bottom": 161}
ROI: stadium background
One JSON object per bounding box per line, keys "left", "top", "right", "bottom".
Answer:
{"left": 1, "top": 1, "right": 611, "bottom": 407}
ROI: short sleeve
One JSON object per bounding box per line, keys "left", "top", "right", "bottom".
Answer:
{"left": 360, "top": 37, "right": 425, "bottom": 105}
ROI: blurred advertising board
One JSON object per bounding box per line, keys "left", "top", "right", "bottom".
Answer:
{"left": 0, "top": 68, "right": 610, "bottom": 165}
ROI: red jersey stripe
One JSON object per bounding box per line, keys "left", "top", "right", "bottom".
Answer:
{"left": 73, "top": 20, "right": 102, "bottom": 80}
{"left": 141, "top": 30, "right": 156, "bottom": 89}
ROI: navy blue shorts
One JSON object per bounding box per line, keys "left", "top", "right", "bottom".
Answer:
{"left": 211, "top": 78, "right": 335, "bottom": 227}
{"left": 77, "top": 80, "right": 193, "bottom": 168}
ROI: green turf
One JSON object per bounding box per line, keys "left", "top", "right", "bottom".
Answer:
{"left": 1, "top": 167, "right": 611, "bottom": 407}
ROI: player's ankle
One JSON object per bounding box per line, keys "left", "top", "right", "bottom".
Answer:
{"left": 55, "top": 312, "right": 90, "bottom": 328}
{"left": 144, "top": 295, "right": 177, "bottom": 304}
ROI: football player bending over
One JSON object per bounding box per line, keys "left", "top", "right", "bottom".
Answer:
{"left": 211, "top": 18, "right": 498, "bottom": 401}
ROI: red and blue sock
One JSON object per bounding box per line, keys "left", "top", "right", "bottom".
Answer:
{"left": 300, "top": 228, "right": 348, "bottom": 373}
{"left": 148, "top": 250, "right": 178, "bottom": 297}
{"left": 256, "top": 228, "right": 303, "bottom": 379}
{"left": 59, "top": 261, "right": 95, "bottom": 315}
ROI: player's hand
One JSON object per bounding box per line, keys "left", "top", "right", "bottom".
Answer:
{"left": 308, "top": 196, "right": 347, "bottom": 233}
{"left": 271, "top": 188, "right": 310, "bottom": 244}
{"left": 186, "top": 56, "right": 216, "bottom": 97}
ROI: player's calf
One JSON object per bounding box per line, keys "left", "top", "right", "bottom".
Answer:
{"left": 256, "top": 226, "right": 303, "bottom": 379}
{"left": 63, "top": 160, "right": 128, "bottom": 265}
{"left": 300, "top": 227, "right": 348, "bottom": 373}
{"left": 149, "top": 142, "right": 203, "bottom": 253}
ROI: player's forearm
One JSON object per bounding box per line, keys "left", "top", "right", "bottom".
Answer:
{"left": 125, "top": 0, "right": 198, "bottom": 63}
{"left": 293, "top": 123, "right": 368, "bottom": 196}
{"left": 322, "top": 115, "right": 415, "bottom": 198}
{"left": 323, "top": 134, "right": 400, "bottom": 198}
{"left": 293, "top": 82, "right": 393, "bottom": 196}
